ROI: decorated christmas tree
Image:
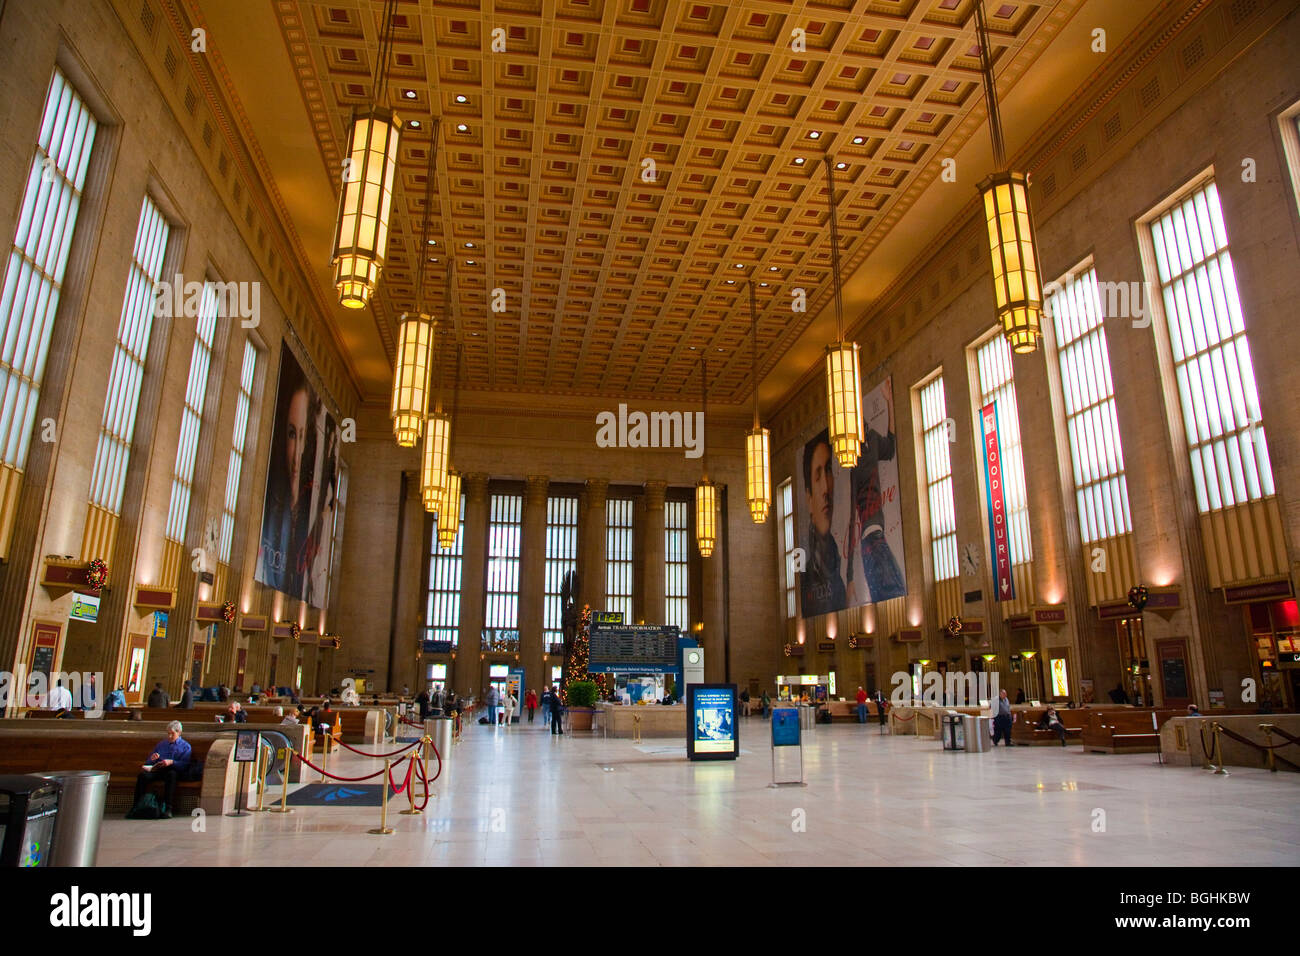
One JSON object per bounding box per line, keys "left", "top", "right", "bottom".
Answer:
{"left": 562, "top": 605, "right": 609, "bottom": 703}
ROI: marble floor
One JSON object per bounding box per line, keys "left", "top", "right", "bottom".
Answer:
{"left": 94, "top": 718, "right": 1300, "bottom": 867}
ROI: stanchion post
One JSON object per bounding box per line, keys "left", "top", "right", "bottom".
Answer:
{"left": 370, "top": 758, "right": 395, "bottom": 834}
{"left": 400, "top": 754, "right": 422, "bottom": 815}
{"left": 270, "top": 748, "right": 294, "bottom": 813}
{"left": 1212, "top": 722, "right": 1229, "bottom": 775}
{"left": 1260, "top": 723, "right": 1276, "bottom": 772}
{"left": 255, "top": 745, "right": 268, "bottom": 812}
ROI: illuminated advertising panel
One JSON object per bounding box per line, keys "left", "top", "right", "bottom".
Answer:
{"left": 687, "top": 684, "right": 738, "bottom": 761}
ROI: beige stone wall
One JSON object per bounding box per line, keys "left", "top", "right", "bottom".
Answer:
{"left": 0, "top": 0, "right": 358, "bottom": 708}
{"left": 766, "top": 4, "right": 1300, "bottom": 707}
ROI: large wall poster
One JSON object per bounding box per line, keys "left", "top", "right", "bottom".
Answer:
{"left": 796, "top": 376, "right": 907, "bottom": 619}
{"left": 254, "top": 343, "right": 341, "bottom": 608}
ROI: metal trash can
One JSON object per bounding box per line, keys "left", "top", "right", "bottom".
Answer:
{"left": 942, "top": 712, "right": 965, "bottom": 750}
{"left": 963, "top": 714, "right": 992, "bottom": 753}
{"left": 39, "top": 771, "right": 109, "bottom": 867}
{"left": 798, "top": 704, "right": 816, "bottom": 731}
{"left": 0, "top": 774, "right": 61, "bottom": 867}
{"left": 425, "top": 718, "right": 453, "bottom": 768}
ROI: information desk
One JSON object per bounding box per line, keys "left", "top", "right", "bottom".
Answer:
{"left": 596, "top": 702, "right": 686, "bottom": 738}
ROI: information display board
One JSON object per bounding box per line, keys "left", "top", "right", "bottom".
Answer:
{"left": 687, "top": 684, "right": 738, "bottom": 761}
{"left": 589, "top": 624, "right": 679, "bottom": 674}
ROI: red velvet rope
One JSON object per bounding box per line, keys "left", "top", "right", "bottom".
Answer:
{"left": 387, "top": 755, "right": 415, "bottom": 795}
{"left": 892, "top": 711, "right": 916, "bottom": 722}
{"left": 334, "top": 737, "right": 422, "bottom": 759}
{"left": 291, "top": 751, "right": 388, "bottom": 782}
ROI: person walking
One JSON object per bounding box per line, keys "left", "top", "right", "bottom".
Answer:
{"left": 992, "top": 688, "right": 1014, "bottom": 747}
{"left": 525, "top": 688, "right": 538, "bottom": 723}
{"left": 760, "top": 689, "right": 771, "bottom": 719}
{"left": 875, "top": 689, "right": 888, "bottom": 728}
{"left": 856, "top": 686, "right": 868, "bottom": 724}
{"left": 548, "top": 686, "right": 564, "bottom": 735}
{"left": 504, "top": 690, "right": 517, "bottom": 728}
{"left": 485, "top": 685, "right": 499, "bottom": 727}
{"left": 540, "top": 687, "right": 552, "bottom": 727}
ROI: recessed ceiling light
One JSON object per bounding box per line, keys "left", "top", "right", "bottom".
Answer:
{"left": 725, "top": 279, "right": 735, "bottom": 284}
{"left": 769, "top": 266, "right": 778, "bottom": 272}
{"left": 734, "top": 263, "right": 744, "bottom": 269}
{"left": 465, "top": 242, "right": 475, "bottom": 248}
{"left": 836, "top": 161, "right": 847, "bottom": 169}
{"left": 403, "top": 90, "right": 417, "bottom": 99}
{"left": 428, "top": 257, "right": 436, "bottom": 262}
{"left": 759, "top": 282, "right": 769, "bottom": 287}
{"left": 793, "top": 157, "right": 806, "bottom": 165}
{"left": 427, "top": 239, "right": 436, "bottom": 245}
{"left": 408, "top": 120, "right": 421, "bottom": 129}
{"left": 852, "top": 136, "right": 865, "bottom": 144}
{"left": 457, "top": 124, "right": 468, "bottom": 132}
{"left": 467, "top": 259, "right": 475, "bottom": 265}
{"left": 808, "top": 130, "right": 821, "bottom": 139}
{"left": 455, "top": 94, "right": 468, "bottom": 103}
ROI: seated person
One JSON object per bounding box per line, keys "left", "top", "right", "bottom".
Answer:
{"left": 217, "top": 700, "right": 248, "bottom": 723}
{"left": 1187, "top": 704, "right": 1201, "bottom": 716}
{"left": 314, "top": 701, "right": 338, "bottom": 742}
{"left": 133, "top": 720, "right": 191, "bottom": 817}
{"left": 1036, "top": 706, "right": 1068, "bottom": 746}
{"left": 104, "top": 685, "right": 127, "bottom": 711}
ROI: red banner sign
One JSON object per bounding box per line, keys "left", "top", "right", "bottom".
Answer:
{"left": 981, "top": 402, "right": 1015, "bottom": 602}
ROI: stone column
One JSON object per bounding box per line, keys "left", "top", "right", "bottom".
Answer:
{"left": 702, "top": 485, "right": 727, "bottom": 682}
{"left": 580, "top": 478, "right": 609, "bottom": 612}
{"left": 520, "top": 476, "right": 549, "bottom": 700}
{"left": 455, "top": 473, "right": 490, "bottom": 698}
{"left": 643, "top": 481, "right": 667, "bottom": 626}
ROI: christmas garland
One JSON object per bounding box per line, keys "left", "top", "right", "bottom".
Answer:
{"left": 1127, "top": 585, "right": 1149, "bottom": 611}
{"left": 85, "top": 558, "right": 108, "bottom": 591}
{"left": 289, "top": 621, "right": 301, "bottom": 640}
{"left": 221, "top": 601, "right": 236, "bottom": 624}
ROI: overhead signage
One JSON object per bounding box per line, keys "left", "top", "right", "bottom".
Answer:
{"left": 980, "top": 401, "right": 1015, "bottom": 602}
{"left": 69, "top": 592, "right": 100, "bottom": 624}
{"left": 589, "top": 623, "right": 679, "bottom": 674}
{"left": 687, "top": 684, "right": 738, "bottom": 761}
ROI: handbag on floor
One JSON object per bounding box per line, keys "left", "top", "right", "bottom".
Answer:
{"left": 126, "top": 792, "right": 165, "bottom": 819}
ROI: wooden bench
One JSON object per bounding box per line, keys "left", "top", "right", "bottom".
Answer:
{"left": 821, "top": 700, "right": 886, "bottom": 723}
{"left": 1011, "top": 707, "right": 1088, "bottom": 745}
{"left": 0, "top": 726, "right": 240, "bottom": 814}
{"left": 22, "top": 709, "right": 86, "bottom": 719}
{"left": 1081, "top": 709, "right": 1181, "bottom": 753}
{"left": 140, "top": 704, "right": 285, "bottom": 723}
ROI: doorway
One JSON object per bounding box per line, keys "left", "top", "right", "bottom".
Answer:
{"left": 1116, "top": 617, "right": 1151, "bottom": 705}
{"left": 1155, "top": 638, "right": 1191, "bottom": 708}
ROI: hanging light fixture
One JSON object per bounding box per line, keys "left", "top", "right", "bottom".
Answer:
{"left": 422, "top": 263, "right": 454, "bottom": 510}
{"left": 437, "top": 345, "right": 464, "bottom": 550}
{"left": 974, "top": 0, "right": 1043, "bottom": 354}
{"left": 330, "top": 0, "right": 403, "bottom": 309}
{"left": 696, "top": 354, "right": 717, "bottom": 558}
{"left": 391, "top": 121, "right": 441, "bottom": 446}
{"left": 822, "top": 157, "right": 863, "bottom": 468}
{"left": 745, "top": 281, "right": 771, "bottom": 524}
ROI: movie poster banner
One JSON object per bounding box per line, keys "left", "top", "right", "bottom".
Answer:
{"left": 795, "top": 376, "right": 907, "bottom": 619}
{"left": 254, "top": 343, "right": 342, "bottom": 608}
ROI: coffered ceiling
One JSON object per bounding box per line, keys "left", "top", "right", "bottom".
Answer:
{"left": 186, "top": 0, "right": 1161, "bottom": 408}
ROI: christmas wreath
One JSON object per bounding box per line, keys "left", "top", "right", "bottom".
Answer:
{"left": 848, "top": 635, "right": 859, "bottom": 650}
{"left": 289, "top": 622, "right": 301, "bottom": 640}
{"left": 1127, "top": 585, "right": 1149, "bottom": 611}
{"left": 946, "top": 615, "right": 963, "bottom": 636}
{"left": 221, "top": 601, "right": 236, "bottom": 624}
{"left": 85, "top": 558, "right": 108, "bottom": 591}
{"left": 783, "top": 643, "right": 793, "bottom": 657}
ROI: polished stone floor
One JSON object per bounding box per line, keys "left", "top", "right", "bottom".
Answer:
{"left": 95, "top": 717, "right": 1300, "bottom": 866}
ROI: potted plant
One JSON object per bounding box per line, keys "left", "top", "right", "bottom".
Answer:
{"left": 564, "top": 680, "right": 599, "bottom": 732}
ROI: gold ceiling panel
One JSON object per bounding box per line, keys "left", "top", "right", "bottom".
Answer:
{"left": 251, "top": 0, "right": 1073, "bottom": 402}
